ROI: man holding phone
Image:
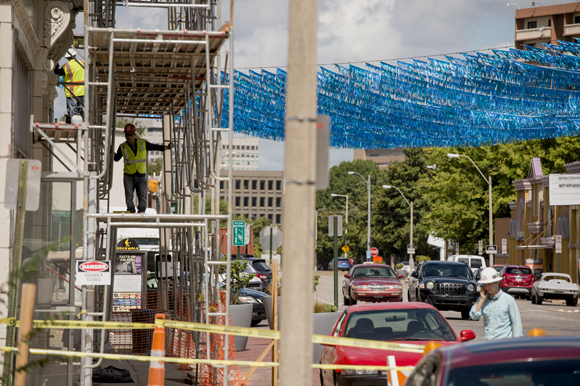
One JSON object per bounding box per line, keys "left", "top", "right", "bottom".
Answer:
{"left": 470, "top": 267, "right": 523, "bottom": 340}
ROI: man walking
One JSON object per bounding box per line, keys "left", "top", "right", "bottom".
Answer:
{"left": 54, "top": 48, "right": 85, "bottom": 123}
{"left": 114, "top": 123, "right": 171, "bottom": 213}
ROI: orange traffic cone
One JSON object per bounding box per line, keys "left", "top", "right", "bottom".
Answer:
{"left": 148, "top": 313, "right": 166, "bottom": 386}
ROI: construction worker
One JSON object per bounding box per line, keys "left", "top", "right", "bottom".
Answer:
{"left": 470, "top": 267, "right": 523, "bottom": 340}
{"left": 54, "top": 48, "right": 85, "bottom": 123}
{"left": 114, "top": 124, "right": 171, "bottom": 213}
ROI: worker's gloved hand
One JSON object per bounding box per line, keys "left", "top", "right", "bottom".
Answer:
{"left": 54, "top": 63, "right": 60, "bottom": 73}
{"left": 165, "top": 143, "right": 172, "bottom": 150}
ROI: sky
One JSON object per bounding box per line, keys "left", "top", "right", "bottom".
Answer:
{"left": 60, "top": 0, "right": 574, "bottom": 170}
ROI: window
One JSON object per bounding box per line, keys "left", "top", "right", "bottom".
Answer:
{"left": 243, "top": 180, "right": 249, "bottom": 190}
{"left": 235, "top": 197, "right": 240, "bottom": 206}
{"left": 219, "top": 181, "right": 224, "bottom": 189}
{"left": 526, "top": 43, "right": 536, "bottom": 48}
{"left": 527, "top": 21, "right": 537, "bottom": 29}
{"left": 548, "top": 19, "right": 551, "bottom": 27}
{"left": 256, "top": 146, "right": 258, "bottom": 150}
{"left": 268, "top": 180, "right": 273, "bottom": 190}
{"left": 235, "top": 180, "right": 241, "bottom": 190}
{"left": 260, "top": 197, "right": 265, "bottom": 207}
{"left": 260, "top": 180, "right": 265, "bottom": 190}
{"left": 276, "top": 180, "right": 281, "bottom": 190}
{"left": 252, "top": 180, "right": 257, "bottom": 190}
{"left": 251, "top": 146, "right": 255, "bottom": 150}
{"left": 575, "top": 15, "right": 580, "bottom": 24}
{"left": 243, "top": 197, "right": 249, "bottom": 207}
{"left": 236, "top": 145, "right": 240, "bottom": 150}
{"left": 252, "top": 197, "right": 257, "bottom": 207}
{"left": 276, "top": 214, "right": 281, "bottom": 224}
{"left": 268, "top": 214, "right": 273, "bottom": 221}
{"left": 268, "top": 197, "right": 273, "bottom": 207}
{"left": 242, "top": 145, "right": 245, "bottom": 150}
{"left": 276, "top": 198, "right": 281, "bottom": 207}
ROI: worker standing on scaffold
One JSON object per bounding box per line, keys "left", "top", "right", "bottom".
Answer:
{"left": 54, "top": 48, "right": 85, "bottom": 123}
{"left": 114, "top": 123, "right": 171, "bottom": 213}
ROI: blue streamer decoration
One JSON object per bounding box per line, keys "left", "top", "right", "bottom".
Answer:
{"left": 218, "top": 44, "right": 580, "bottom": 149}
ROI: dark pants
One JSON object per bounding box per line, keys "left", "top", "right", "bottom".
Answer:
{"left": 66, "top": 96, "right": 85, "bottom": 122}
{"left": 123, "top": 173, "right": 148, "bottom": 213}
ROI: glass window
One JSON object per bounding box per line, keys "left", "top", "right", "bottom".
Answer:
{"left": 548, "top": 19, "right": 551, "bottom": 27}
{"left": 236, "top": 145, "right": 240, "bottom": 150}
{"left": 268, "top": 180, "right": 273, "bottom": 190}
{"left": 235, "top": 197, "right": 240, "bottom": 206}
{"left": 252, "top": 197, "right": 257, "bottom": 207}
{"left": 268, "top": 214, "right": 273, "bottom": 221}
{"left": 276, "top": 214, "right": 281, "bottom": 224}
{"left": 243, "top": 180, "right": 249, "bottom": 190}
{"left": 219, "top": 181, "right": 224, "bottom": 189}
{"left": 276, "top": 198, "right": 281, "bottom": 207}
{"left": 575, "top": 15, "right": 580, "bottom": 24}
{"left": 235, "top": 180, "right": 241, "bottom": 189}
{"left": 252, "top": 180, "right": 257, "bottom": 190}
{"left": 268, "top": 197, "right": 273, "bottom": 207}
{"left": 276, "top": 180, "right": 281, "bottom": 190}
{"left": 260, "top": 180, "right": 265, "bottom": 190}
{"left": 243, "top": 197, "right": 249, "bottom": 206}
{"left": 251, "top": 146, "right": 255, "bottom": 150}
{"left": 506, "top": 267, "right": 532, "bottom": 275}
{"left": 242, "top": 145, "right": 245, "bottom": 150}
{"left": 260, "top": 197, "right": 265, "bottom": 207}
{"left": 527, "top": 20, "right": 537, "bottom": 29}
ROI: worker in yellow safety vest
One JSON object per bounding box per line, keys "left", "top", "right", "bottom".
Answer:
{"left": 54, "top": 48, "right": 85, "bottom": 123}
{"left": 114, "top": 124, "right": 171, "bottom": 213}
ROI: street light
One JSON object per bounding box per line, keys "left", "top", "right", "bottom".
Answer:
{"left": 426, "top": 164, "right": 438, "bottom": 170}
{"left": 330, "top": 194, "right": 348, "bottom": 258}
{"left": 447, "top": 153, "right": 494, "bottom": 265}
{"left": 383, "top": 185, "right": 414, "bottom": 270}
{"left": 348, "top": 171, "right": 371, "bottom": 260}
{"left": 506, "top": 3, "right": 520, "bottom": 8}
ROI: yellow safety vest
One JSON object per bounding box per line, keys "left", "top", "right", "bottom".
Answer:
{"left": 121, "top": 139, "right": 147, "bottom": 174}
{"left": 63, "top": 60, "right": 85, "bottom": 98}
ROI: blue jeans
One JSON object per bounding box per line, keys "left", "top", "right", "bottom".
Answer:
{"left": 123, "top": 174, "right": 148, "bottom": 213}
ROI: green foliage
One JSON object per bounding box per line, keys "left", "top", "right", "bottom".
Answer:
{"left": 416, "top": 255, "right": 431, "bottom": 263}
{"left": 396, "top": 263, "right": 404, "bottom": 270}
{"left": 313, "top": 274, "right": 321, "bottom": 292}
{"left": 219, "top": 256, "right": 254, "bottom": 304}
{"left": 148, "top": 157, "right": 163, "bottom": 176}
{"left": 313, "top": 299, "right": 338, "bottom": 313}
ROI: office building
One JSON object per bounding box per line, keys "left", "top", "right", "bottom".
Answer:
{"left": 221, "top": 137, "right": 259, "bottom": 170}
{"left": 353, "top": 148, "right": 405, "bottom": 170}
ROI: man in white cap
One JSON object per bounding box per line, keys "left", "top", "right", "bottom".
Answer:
{"left": 54, "top": 48, "right": 85, "bottom": 123}
{"left": 470, "top": 267, "right": 523, "bottom": 340}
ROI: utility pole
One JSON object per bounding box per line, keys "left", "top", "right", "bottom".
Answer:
{"left": 279, "top": 1, "right": 318, "bottom": 386}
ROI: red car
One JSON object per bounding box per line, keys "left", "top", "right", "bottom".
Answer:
{"left": 499, "top": 265, "right": 535, "bottom": 299}
{"left": 342, "top": 264, "right": 403, "bottom": 305}
{"left": 406, "top": 336, "right": 580, "bottom": 386}
{"left": 319, "top": 302, "right": 476, "bottom": 386}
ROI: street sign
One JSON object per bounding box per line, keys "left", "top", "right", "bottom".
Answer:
{"left": 233, "top": 220, "right": 246, "bottom": 246}
{"left": 555, "top": 234, "right": 562, "bottom": 254}
{"left": 502, "top": 238, "right": 507, "bottom": 255}
{"left": 407, "top": 244, "right": 415, "bottom": 255}
{"left": 517, "top": 231, "right": 525, "bottom": 238}
{"left": 76, "top": 260, "right": 111, "bottom": 286}
{"left": 341, "top": 245, "right": 350, "bottom": 253}
{"left": 328, "top": 215, "right": 343, "bottom": 237}
{"left": 478, "top": 240, "right": 483, "bottom": 255}
{"left": 244, "top": 224, "right": 252, "bottom": 245}
{"left": 485, "top": 245, "right": 498, "bottom": 254}
{"left": 455, "top": 242, "right": 459, "bottom": 255}
{"left": 370, "top": 247, "right": 379, "bottom": 257}
{"left": 259, "top": 226, "right": 283, "bottom": 250}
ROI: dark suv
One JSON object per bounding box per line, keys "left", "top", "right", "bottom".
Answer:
{"left": 408, "top": 261, "right": 480, "bottom": 319}
{"left": 232, "top": 255, "right": 273, "bottom": 290}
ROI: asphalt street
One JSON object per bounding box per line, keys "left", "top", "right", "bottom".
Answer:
{"left": 314, "top": 269, "right": 580, "bottom": 339}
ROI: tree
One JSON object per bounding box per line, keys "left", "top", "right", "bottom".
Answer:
{"left": 148, "top": 157, "right": 163, "bottom": 176}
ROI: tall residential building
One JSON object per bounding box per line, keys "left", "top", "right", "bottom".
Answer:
{"left": 515, "top": 3, "right": 580, "bottom": 49}
{"left": 353, "top": 148, "right": 406, "bottom": 170}
{"left": 219, "top": 170, "right": 284, "bottom": 224}
{"left": 221, "top": 137, "right": 259, "bottom": 170}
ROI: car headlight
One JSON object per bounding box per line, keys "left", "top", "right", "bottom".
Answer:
{"left": 426, "top": 282, "right": 434, "bottom": 290}
{"left": 352, "top": 285, "right": 369, "bottom": 290}
{"left": 467, "top": 284, "right": 475, "bottom": 292}
{"left": 388, "top": 285, "right": 402, "bottom": 289}
{"left": 238, "top": 296, "right": 257, "bottom": 304}
{"left": 344, "top": 369, "right": 378, "bottom": 375}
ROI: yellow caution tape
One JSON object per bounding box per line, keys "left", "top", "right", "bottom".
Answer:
{"left": 0, "top": 318, "right": 424, "bottom": 353}
{"left": 0, "top": 346, "right": 415, "bottom": 371}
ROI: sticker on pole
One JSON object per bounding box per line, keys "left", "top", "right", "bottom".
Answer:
{"left": 76, "top": 260, "right": 111, "bottom": 286}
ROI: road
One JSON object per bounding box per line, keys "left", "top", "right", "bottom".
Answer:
{"left": 314, "top": 269, "right": 580, "bottom": 339}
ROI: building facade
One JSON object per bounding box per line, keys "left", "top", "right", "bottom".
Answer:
{"left": 220, "top": 137, "right": 259, "bottom": 171}
{"left": 515, "top": 3, "right": 580, "bottom": 49}
{"left": 220, "top": 170, "right": 284, "bottom": 224}
{"left": 353, "top": 148, "right": 405, "bottom": 170}
{"left": 506, "top": 158, "right": 580, "bottom": 284}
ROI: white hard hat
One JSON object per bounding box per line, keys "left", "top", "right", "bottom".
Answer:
{"left": 65, "top": 48, "right": 77, "bottom": 59}
{"left": 478, "top": 267, "right": 502, "bottom": 284}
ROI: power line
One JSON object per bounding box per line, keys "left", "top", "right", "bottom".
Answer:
{"left": 234, "top": 44, "right": 517, "bottom": 71}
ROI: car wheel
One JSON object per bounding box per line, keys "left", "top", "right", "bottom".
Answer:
{"left": 350, "top": 290, "right": 357, "bottom": 305}
{"left": 566, "top": 296, "right": 578, "bottom": 307}
{"left": 536, "top": 295, "right": 543, "bottom": 305}
{"left": 407, "top": 290, "right": 412, "bottom": 302}
{"left": 343, "top": 294, "right": 350, "bottom": 306}
{"left": 531, "top": 293, "right": 537, "bottom": 304}
{"left": 461, "top": 309, "right": 470, "bottom": 320}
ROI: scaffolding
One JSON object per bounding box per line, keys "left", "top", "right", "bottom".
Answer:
{"left": 30, "top": 0, "right": 235, "bottom": 384}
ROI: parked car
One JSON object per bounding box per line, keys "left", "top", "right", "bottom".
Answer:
{"left": 232, "top": 255, "right": 273, "bottom": 290}
{"left": 492, "top": 264, "right": 504, "bottom": 273}
{"left": 319, "top": 302, "right": 476, "bottom": 386}
{"left": 238, "top": 287, "right": 267, "bottom": 327}
{"left": 499, "top": 265, "right": 535, "bottom": 299}
{"left": 406, "top": 336, "right": 580, "bottom": 386}
{"left": 342, "top": 264, "right": 403, "bottom": 305}
{"left": 408, "top": 261, "right": 479, "bottom": 319}
{"left": 328, "top": 257, "right": 352, "bottom": 271}
{"left": 447, "top": 255, "right": 486, "bottom": 273}
{"left": 531, "top": 272, "right": 580, "bottom": 306}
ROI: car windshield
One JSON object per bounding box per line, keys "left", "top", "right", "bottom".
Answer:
{"left": 423, "top": 264, "right": 473, "bottom": 279}
{"left": 343, "top": 308, "right": 456, "bottom": 342}
{"left": 338, "top": 258, "right": 349, "bottom": 263}
{"left": 352, "top": 266, "right": 396, "bottom": 279}
{"left": 543, "top": 275, "right": 571, "bottom": 283}
{"left": 251, "top": 261, "right": 271, "bottom": 271}
{"left": 506, "top": 267, "right": 531, "bottom": 275}
{"left": 447, "top": 359, "right": 580, "bottom": 386}
{"left": 494, "top": 266, "right": 504, "bottom": 272}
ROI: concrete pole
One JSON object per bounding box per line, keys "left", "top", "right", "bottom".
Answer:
{"left": 279, "top": 0, "right": 318, "bottom": 384}
{"left": 345, "top": 196, "right": 348, "bottom": 258}
{"left": 489, "top": 175, "right": 494, "bottom": 266}
{"left": 367, "top": 175, "right": 371, "bottom": 257}
{"left": 410, "top": 201, "right": 414, "bottom": 269}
